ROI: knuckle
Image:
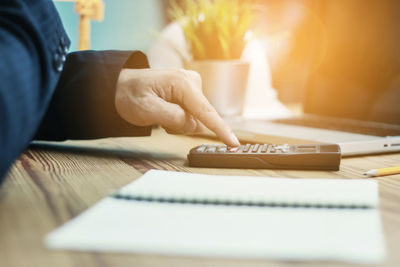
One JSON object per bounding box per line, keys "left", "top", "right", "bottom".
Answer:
{"left": 177, "top": 69, "right": 201, "bottom": 84}
{"left": 175, "top": 69, "right": 189, "bottom": 79}
{"left": 182, "top": 118, "right": 197, "bottom": 134}
{"left": 187, "top": 70, "right": 202, "bottom": 87}
{"left": 188, "top": 70, "right": 201, "bottom": 81}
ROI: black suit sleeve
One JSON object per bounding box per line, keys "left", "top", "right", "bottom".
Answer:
{"left": 35, "top": 50, "right": 152, "bottom": 140}
{"left": 0, "top": 0, "right": 66, "bottom": 180}
{"left": 0, "top": 0, "right": 151, "bottom": 182}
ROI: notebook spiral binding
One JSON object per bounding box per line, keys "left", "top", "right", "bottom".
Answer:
{"left": 111, "top": 193, "right": 371, "bottom": 210}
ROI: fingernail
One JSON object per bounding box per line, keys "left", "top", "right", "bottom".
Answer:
{"left": 228, "top": 147, "right": 239, "bottom": 152}
{"left": 230, "top": 132, "right": 240, "bottom": 147}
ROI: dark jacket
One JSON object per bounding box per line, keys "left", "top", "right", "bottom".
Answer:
{"left": 0, "top": 0, "right": 151, "bottom": 181}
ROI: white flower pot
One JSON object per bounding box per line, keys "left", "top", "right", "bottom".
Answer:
{"left": 184, "top": 60, "right": 250, "bottom": 117}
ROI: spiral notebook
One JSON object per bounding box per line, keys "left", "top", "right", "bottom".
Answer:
{"left": 45, "top": 170, "right": 385, "bottom": 264}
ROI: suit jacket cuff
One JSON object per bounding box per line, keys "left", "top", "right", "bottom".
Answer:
{"left": 36, "top": 50, "right": 152, "bottom": 140}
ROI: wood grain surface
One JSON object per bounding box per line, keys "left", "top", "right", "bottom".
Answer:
{"left": 1, "top": 127, "right": 400, "bottom": 267}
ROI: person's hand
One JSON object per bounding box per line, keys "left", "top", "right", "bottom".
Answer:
{"left": 115, "top": 68, "right": 240, "bottom": 147}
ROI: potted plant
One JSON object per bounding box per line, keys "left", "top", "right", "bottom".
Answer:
{"left": 169, "top": 0, "right": 254, "bottom": 117}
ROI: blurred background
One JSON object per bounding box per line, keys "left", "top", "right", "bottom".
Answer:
{"left": 54, "top": 0, "right": 317, "bottom": 105}
{"left": 57, "top": 0, "right": 395, "bottom": 108}
{"left": 55, "top": 0, "right": 168, "bottom": 52}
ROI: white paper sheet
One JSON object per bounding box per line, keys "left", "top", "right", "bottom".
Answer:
{"left": 118, "top": 170, "right": 379, "bottom": 207}
{"left": 45, "top": 170, "right": 385, "bottom": 264}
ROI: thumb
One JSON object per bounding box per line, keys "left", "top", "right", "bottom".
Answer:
{"left": 150, "top": 97, "right": 198, "bottom": 134}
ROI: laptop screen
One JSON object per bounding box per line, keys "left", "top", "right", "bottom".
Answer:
{"left": 303, "top": 1, "right": 400, "bottom": 125}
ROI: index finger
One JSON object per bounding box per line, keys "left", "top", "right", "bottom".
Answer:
{"left": 179, "top": 84, "right": 240, "bottom": 147}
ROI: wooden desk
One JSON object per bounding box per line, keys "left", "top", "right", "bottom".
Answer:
{"left": 2, "top": 128, "right": 400, "bottom": 267}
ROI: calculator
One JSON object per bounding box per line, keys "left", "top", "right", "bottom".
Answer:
{"left": 187, "top": 143, "right": 341, "bottom": 170}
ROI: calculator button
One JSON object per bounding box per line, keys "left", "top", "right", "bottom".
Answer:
{"left": 274, "top": 147, "right": 287, "bottom": 153}
{"left": 218, "top": 146, "right": 227, "bottom": 153}
{"left": 196, "top": 146, "right": 206, "bottom": 152}
{"left": 275, "top": 144, "right": 290, "bottom": 152}
{"left": 261, "top": 144, "right": 268, "bottom": 153}
{"left": 252, "top": 144, "right": 260, "bottom": 152}
{"left": 243, "top": 144, "right": 251, "bottom": 152}
{"left": 238, "top": 145, "right": 247, "bottom": 153}
{"left": 206, "top": 146, "right": 217, "bottom": 153}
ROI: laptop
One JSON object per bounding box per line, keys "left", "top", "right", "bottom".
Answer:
{"left": 227, "top": 0, "right": 400, "bottom": 156}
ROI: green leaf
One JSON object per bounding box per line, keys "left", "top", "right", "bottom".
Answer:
{"left": 168, "top": 0, "right": 254, "bottom": 60}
